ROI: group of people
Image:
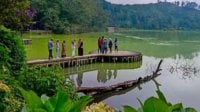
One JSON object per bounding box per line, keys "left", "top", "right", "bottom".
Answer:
{"left": 47, "top": 36, "right": 118, "bottom": 60}
{"left": 48, "top": 39, "right": 83, "bottom": 60}
{"left": 98, "top": 36, "right": 118, "bottom": 54}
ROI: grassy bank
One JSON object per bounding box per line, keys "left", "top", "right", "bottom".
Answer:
{"left": 23, "top": 30, "right": 200, "bottom": 60}
{"left": 23, "top": 32, "right": 117, "bottom": 60}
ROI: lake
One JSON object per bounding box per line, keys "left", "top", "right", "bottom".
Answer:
{"left": 68, "top": 30, "right": 200, "bottom": 110}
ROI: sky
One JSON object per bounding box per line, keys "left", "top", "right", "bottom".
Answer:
{"left": 106, "top": 0, "right": 200, "bottom": 5}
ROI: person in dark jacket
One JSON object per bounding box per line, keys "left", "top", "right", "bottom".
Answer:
{"left": 114, "top": 38, "right": 118, "bottom": 52}
{"left": 108, "top": 38, "right": 113, "bottom": 53}
{"left": 103, "top": 38, "right": 108, "bottom": 54}
{"left": 78, "top": 39, "right": 83, "bottom": 56}
{"left": 48, "top": 39, "right": 53, "bottom": 60}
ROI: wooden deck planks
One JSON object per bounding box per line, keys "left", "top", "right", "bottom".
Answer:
{"left": 27, "top": 51, "right": 142, "bottom": 66}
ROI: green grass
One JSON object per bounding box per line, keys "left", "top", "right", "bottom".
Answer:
{"left": 23, "top": 30, "right": 200, "bottom": 60}
{"left": 23, "top": 32, "right": 116, "bottom": 60}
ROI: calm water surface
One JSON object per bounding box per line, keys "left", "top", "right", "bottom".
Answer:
{"left": 68, "top": 30, "right": 200, "bottom": 110}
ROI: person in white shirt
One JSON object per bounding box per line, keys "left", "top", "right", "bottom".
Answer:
{"left": 71, "top": 40, "right": 76, "bottom": 57}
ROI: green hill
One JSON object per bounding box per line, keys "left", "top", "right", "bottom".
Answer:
{"left": 96, "top": 0, "right": 200, "bottom": 30}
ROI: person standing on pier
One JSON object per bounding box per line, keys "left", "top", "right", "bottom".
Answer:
{"left": 71, "top": 40, "right": 76, "bottom": 57}
{"left": 55, "top": 40, "right": 60, "bottom": 58}
{"left": 61, "top": 40, "right": 66, "bottom": 58}
{"left": 101, "top": 36, "right": 104, "bottom": 54}
{"left": 104, "top": 38, "right": 108, "bottom": 54}
{"left": 108, "top": 38, "right": 113, "bottom": 53}
{"left": 48, "top": 39, "right": 53, "bottom": 60}
{"left": 114, "top": 38, "right": 118, "bottom": 52}
{"left": 78, "top": 39, "right": 83, "bottom": 56}
{"left": 98, "top": 37, "right": 101, "bottom": 53}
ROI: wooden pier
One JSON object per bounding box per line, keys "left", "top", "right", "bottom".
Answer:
{"left": 27, "top": 51, "right": 142, "bottom": 67}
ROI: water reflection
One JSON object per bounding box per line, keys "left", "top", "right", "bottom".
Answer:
{"left": 168, "top": 59, "right": 200, "bottom": 79}
{"left": 64, "top": 55, "right": 200, "bottom": 111}
{"left": 93, "top": 83, "right": 140, "bottom": 103}
{"left": 66, "top": 62, "right": 142, "bottom": 87}
{"left": 97, "top": 69, "right": 117, "bottom": 83}
{"left": 76, "top": 72, "right": 83, "bottom": 87}
{"left": 92, "top": 77, "right": 163, "bottom": 104}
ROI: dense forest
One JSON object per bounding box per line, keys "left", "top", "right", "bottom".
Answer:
{"left": 0, "top": 0, "right": 108, "bottom": 34}
{"left": 31, "top": 0, "right": 200, "bottom": 32}
{"left": 30, "top": 0, "right": 108, "bottom": 33}
{"left": 1, "top": 0, "right": 200, "bottom": 34}
{"left": 97, "top": 0, "right": 200, "bottom": 30}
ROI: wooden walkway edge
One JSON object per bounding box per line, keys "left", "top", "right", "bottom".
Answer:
{"left": 27, "top": 51, "right": 142, "bottom": 67}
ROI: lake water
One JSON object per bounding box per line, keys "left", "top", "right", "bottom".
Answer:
{"left": 68, "top": 30, "right": 200, "bottom": 110}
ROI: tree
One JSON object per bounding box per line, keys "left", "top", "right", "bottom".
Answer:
{"left": 30, "top": 0, "right": 108, "bottom": 34}
{"left": 0, "top": 26, "right": 25, "bottom": 75}
{"left": 181, "top": 1, "right": 185, "bottom": 7}
{"left": 98, "top": 1, "right": 200, "bottom": 30}
{"left": 0, "top": 0, "right": 32, "bottom": 32}
{"left": 80, "top": 0, "right": 108, "bottom": 32}
{"left": 184, "top": 2, "right": 198, "bottom": 9}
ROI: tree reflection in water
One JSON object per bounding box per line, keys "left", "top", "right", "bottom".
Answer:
{"left": 168, "top": 59, "right": 200, "bottom": 79}
{"left": 92, "top": 79, "right": 162, "bottom": 104}
{"left": 97, "top": 69, "right": 117, "bottom": 83}
{"left": 76, "top": 72, "right": 83, "bottom": 87}
{"left": 67, "top": 62, "right": 142, "bottom": 87}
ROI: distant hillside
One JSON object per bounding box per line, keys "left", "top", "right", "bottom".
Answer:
{"left": 96, "top": 0, "right": 200, "bottom": 30}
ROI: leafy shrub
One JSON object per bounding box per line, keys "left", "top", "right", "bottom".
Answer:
{"left": 19, "top": 88, "right": 91, "bottom": 112}
{"left": 0, "top": 26, "right": 25, "bottom": 75}
{"left": 0, "top": 81, "right": 22, "bottom": 112}
{"left": 0, "top": 43, "right": 10, "bottom": 71}
{"left": 18, "top": 65, "right": 78, "bottom": 100}
{"left": 82, "top": 102, "right": 115, "bottom": 112}
{"left": 4, "top": 95, "right": 22, "bottom": 112}
{"left": 0, "top": 82, "right": 11, "bottom": 93}
{"left": 123, "top": 88, "right": 197, "bottom": 112}
{"left": 0, "top": 81, "right": 10, "bottom": 111}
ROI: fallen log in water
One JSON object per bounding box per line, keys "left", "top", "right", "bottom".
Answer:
{"left": 77, "top": 60, "right": 163, "bottom": 94}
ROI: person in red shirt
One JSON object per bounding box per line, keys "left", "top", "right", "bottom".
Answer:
{"left": 98, "top": 37, "right": 101, "bottom": 53}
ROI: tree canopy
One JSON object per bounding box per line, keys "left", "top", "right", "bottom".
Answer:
{"left": 97, "top": 0, "right": 200, "bottom": 30}
{"left": 30, "top": 0, "right": 108, "bottom": 33}
{"left": 0, "top": 0, "right": 32, "bottom": 31}
{"left": 2, "top": 0, "right": 200, "bottom": 33}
